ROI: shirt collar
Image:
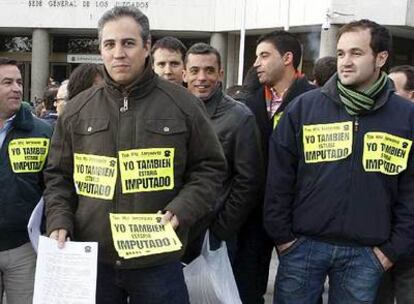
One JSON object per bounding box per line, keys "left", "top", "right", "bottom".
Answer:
{"left": 1, "top": 114, "right": 16, "bottom": 131}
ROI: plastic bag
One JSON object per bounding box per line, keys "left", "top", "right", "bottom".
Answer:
{"left": 183, "top": 230, "right": 242, "bottom": 304}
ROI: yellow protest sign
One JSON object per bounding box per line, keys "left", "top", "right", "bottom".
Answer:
{"left": 8, "top": 137, "right": 50, "bottom": 173}
{"left": 73, "top": 153, "right": 117, "bottom": 200}
{"left": 303, "top": 121, "right": 353, "bottom": 163}
{"left": 118, "top": 148, "right": 175, "bottom": 193}
{"left": 363, "top": 132, "right": 412, "bottom": 175}
{"left": 109, "top": 213, "right": 182, "bottom": 259}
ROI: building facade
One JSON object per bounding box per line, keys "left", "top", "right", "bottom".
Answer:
{"left": 1, "top": 0, "right": 413, "bottom": 102}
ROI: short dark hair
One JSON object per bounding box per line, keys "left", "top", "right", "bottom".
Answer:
{"left": 98, "top": 6, "right": 150, "bottom": 45}
{"left": 67, "top": 64, "right": 104, "bottom": 99}
{"left": 242, "top": 65, "right": 261, "bottom": 92}
{"left": 0, "top": 57, "right": 19, "bottom": 68}
{"left": 185, "top": 43, "right": 221, "bottom": 69}
{"left": 42, "top": 88, "right": 58, "bottom": 110}
{"left": 151, "top": 36, "right": 187, "bottom": 62}
{"left": 256, "top": 31, "right": 302, "bottom": 70}
{"left": 390, "top": 65, "right": 414, "bottom": 91}
{"left": 313, "top": 56, "right": 337, "bottom": 86}
{"left": 337, "top": 19, "right": 392, "bottom": 56}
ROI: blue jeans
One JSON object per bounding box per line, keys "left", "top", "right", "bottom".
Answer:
{"left": 274, "top": 237, "right": 385, "bottom": 304}
{"left": 96, "top": 261, "right": 189, "bottom": 304}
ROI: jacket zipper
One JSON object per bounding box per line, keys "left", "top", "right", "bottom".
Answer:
{"left": 120, "top": 96, "right": 129, "bottom": 113}
{"left": 354, "top": 116, "right": 359, "bottom": 132}
{"left": 342, "top": 115, "right": 359, "bottom": 232}
{"left": 115, "top": 94, "right": 129, "bottom": 213}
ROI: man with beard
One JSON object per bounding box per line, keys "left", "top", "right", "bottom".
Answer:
{"left": 264, "top": 19, "right": 414, "bottom": 303}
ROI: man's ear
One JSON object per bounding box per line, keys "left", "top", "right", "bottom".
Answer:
{"left": 409, "top": 90, "right": 414, "bottom": 101}
{"left": 283, "top": 51, "right": 294, "bottom": 67}
{"left": 376, "top": 51, "right": 389, "bottom": 69}
{"left": 182, "top": 70, "right": 188, "bottom": 84}
{"left": 144, "top": 38, "right": 151, "bottom": 58}
{"left": 219, "top": 68, "right": 224, "bottom": 81}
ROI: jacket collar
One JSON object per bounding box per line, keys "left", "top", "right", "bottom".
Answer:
{"left": 11, "top": 103, "right": 34, "bottom": 131}
{"left": 321, "top": 73, "right": 395, "bottom": 113}
{"left": 103, "top": 57, "right": 157, "bottom": 99}
{"left": 203, "top": 83, "right": 224, "bottom": 118}
{"left": 283, "top": 76, "right": 315, "bottom": 104}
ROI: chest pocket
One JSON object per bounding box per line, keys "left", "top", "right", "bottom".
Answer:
{"left": 74, "top": 118, "right": 109, "bottom": 135}
{"left": 73, "top": 118, "right": 110, "bottom": 153}
{"left": 145, "top": 119, "right": 187, "bottom": 136}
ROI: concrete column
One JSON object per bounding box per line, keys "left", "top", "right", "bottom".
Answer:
{"left": 225, "top": 33, "right": 240, "bottom": 89}
{"left": 23, "top": 62, "right": 31, "bottom": 102}
{"left": 319, "top": 24, "right": 339, "bottom": 58}
{"left": 210, "top": 32, "right": 228, "bottom": 88}
{"left": 31, "top": 29, "right": 49, "bottom": 103}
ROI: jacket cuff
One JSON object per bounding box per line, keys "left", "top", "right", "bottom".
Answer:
{"left": 46, "top": 216, "right": 74, "bottom": 238}
{"left": 163, "top": 204, "right": 192, "bottom": 229}
{"left": 379, "top": 243, "right": 398, "bottom": 264}
{"left": 275, "top": 233, "right": 296, "bottom": 246}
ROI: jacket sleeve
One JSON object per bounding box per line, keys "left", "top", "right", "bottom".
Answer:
{"left": 165, "top": 102, "right": 227, "bottom": 228}
{"left": 43, "top": 114, "right": 78, "bottom": 238}
{"left": 37, "top": 118, "right": 54, "bottom": 191}
{"left": 210, "top": 114, "right": 264, "bottom": 240}
{"left": 379, "top": 141, "right": 414, "bottom": 263}
{"left": 263, "top": 108, "right": 299, "bottom": 245}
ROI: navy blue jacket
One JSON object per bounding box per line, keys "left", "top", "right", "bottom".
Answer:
{"left": 264, "top": 75, "right": 414, "bottom": 262}
{"left": 0, "top": 104, "right": 52, "bottom": 250}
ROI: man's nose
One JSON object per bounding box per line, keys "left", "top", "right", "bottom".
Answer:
{"left": 114, "top": 44, "right": 126, "bottom": 58}
{"left": 196, "top": 70, "right": 207, "bottom": 81}
{"left": 253, "top": 57, "right": 260, "bottom": 68}
{"left": 164, "top": 64, "right": 172, "bottom": 74}
{"left": 12, "top": 82, "right": 22, "bottom": 93}
{"left": 341, "top": 53, "right": 352, "bottom": 66}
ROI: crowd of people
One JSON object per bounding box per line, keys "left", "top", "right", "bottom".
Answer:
{"left": 1, "top": 5, "right": 414, "bottom": 304}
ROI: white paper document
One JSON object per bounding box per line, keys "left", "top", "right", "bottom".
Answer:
{"left": 33, "top": 236, "right": 98, "bottom": 304}
{"left": 27, "top": 197, "right": 44, "bottom": 253}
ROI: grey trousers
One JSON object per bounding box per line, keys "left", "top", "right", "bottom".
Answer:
{"left": 0, "top": 242, "right": 36, "bottom": 304}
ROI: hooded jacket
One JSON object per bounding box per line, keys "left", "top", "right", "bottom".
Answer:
{"left": 44, "top": 62, "right": 226, "bottom": 269}
{"left": 264, "top": 75, "right": 414, "bottom": 262}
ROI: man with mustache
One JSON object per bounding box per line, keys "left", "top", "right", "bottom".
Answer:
{"left": 43, "top": 6, "right": 226, "bottom": 304}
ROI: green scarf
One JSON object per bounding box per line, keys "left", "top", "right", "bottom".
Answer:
{"left": 337, "top": 72, "right": 388, "bottom": 116}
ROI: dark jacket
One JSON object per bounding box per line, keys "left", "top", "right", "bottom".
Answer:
{"left": 42, "top": 111, "right": 58, "bottom": 127}
{"left": 44, "top": 62, "right": 227, "bottom": 269}
{"left": 203, "top": 87, "right": 263, "bottom": 240}
{"left": 243, "top": 76, "right": 315, "bottom": 169}
{"left": 0, "top": 104, "right": 52, "bottom": 250}
{"left": 264, "top": 75, "right": 414, "bottom": 262}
